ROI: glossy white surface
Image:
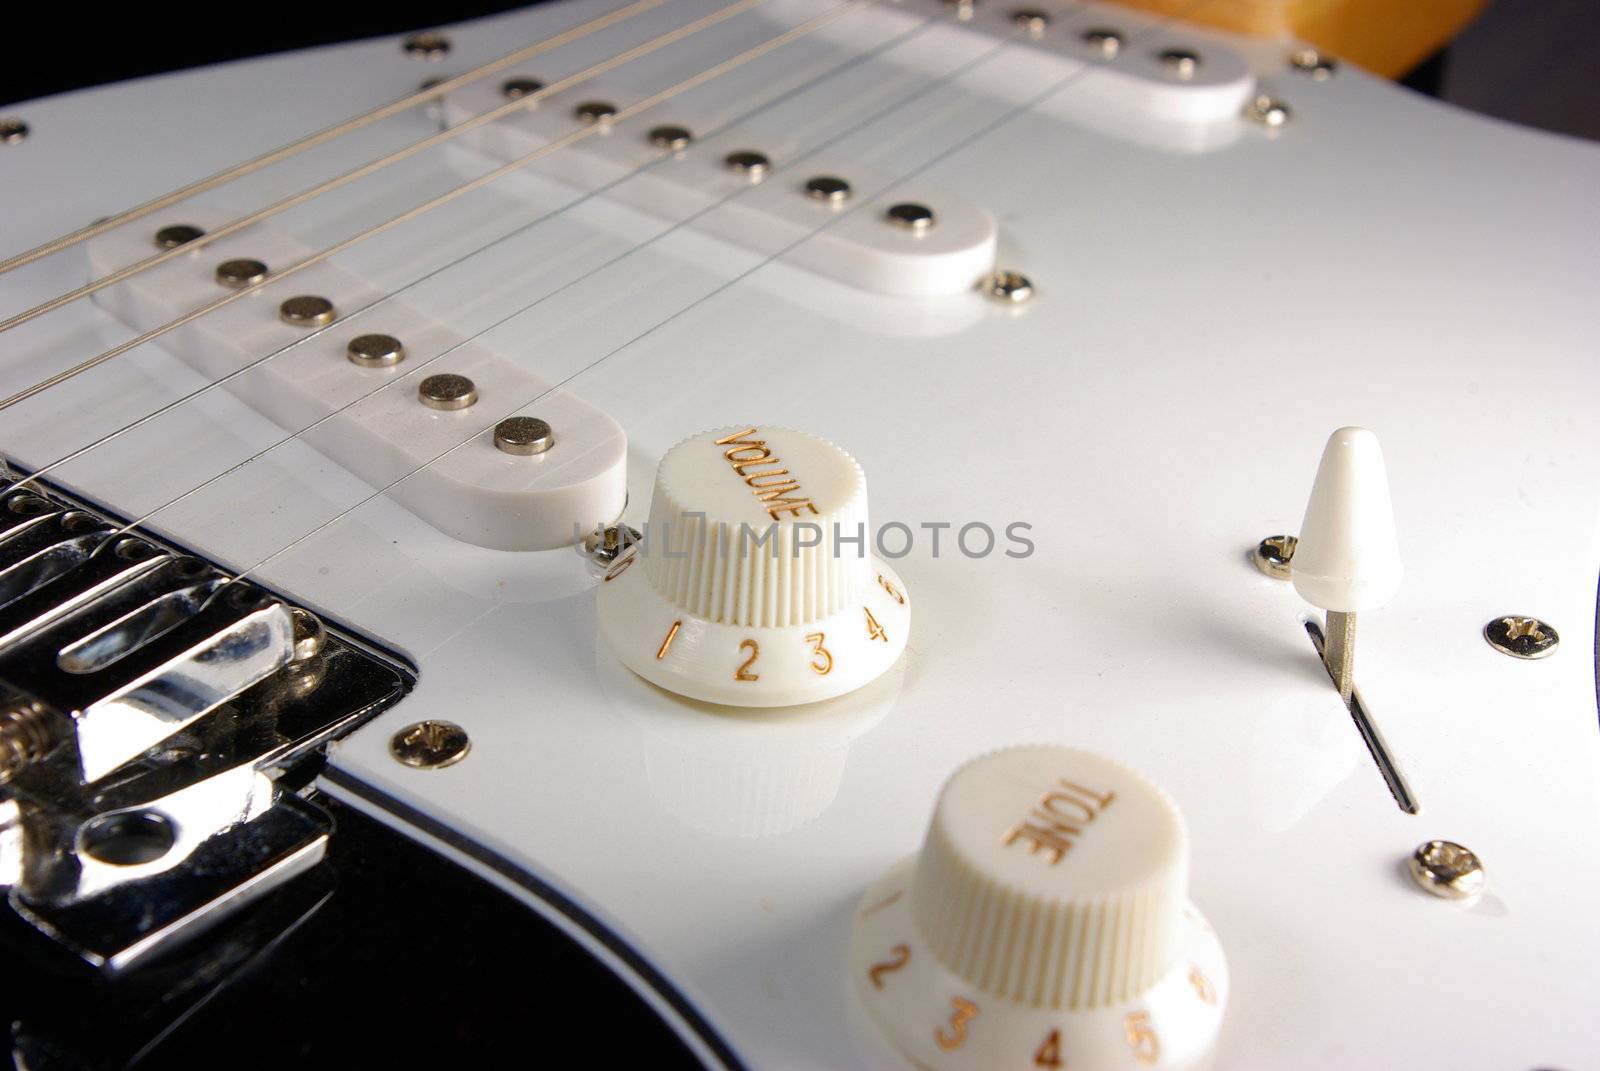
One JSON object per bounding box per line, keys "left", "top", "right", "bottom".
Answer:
{"left": 3, "top": 1, "right": 1599, "bottom": 1068}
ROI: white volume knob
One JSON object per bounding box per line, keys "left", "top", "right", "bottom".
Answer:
{"left": 597, "top": 426, "right": 909, "bottom": 706}
{"left": 850, "top": 747, "right": 1227, "bottom": 1070}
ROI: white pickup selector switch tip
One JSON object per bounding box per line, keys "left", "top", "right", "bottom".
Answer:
{"left": 1291, "top": 426, "right": 1402, "bottom": 613}
{"left": 597, "top": 426, "right": 909, "bottom": 707}
{"left": 849, "top": 747, "right": 1228, "bottom": 1070}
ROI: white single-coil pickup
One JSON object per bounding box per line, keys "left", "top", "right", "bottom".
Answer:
{"left": 87, "top": 218, "right": 626, "bottom": 552}
{"left": 441, "top": 84, "right": 997, "bottom": 298}
{"left": 763, "top": 0, "right": 1258, "bottom": 152}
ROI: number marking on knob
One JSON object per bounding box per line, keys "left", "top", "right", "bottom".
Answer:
{"left": 603, "top": 553, "right": 636, "bottom": 582}
{"left": 656, "top": 620, "right": 682, "bottom": 661}
{"left": 860, "top": 889, "right": 903, "bottom": 918}
{"left": 735, "top": 638, "right": 761, "bottom": 681}
{"left": 868, "top": 944, "right": 911, "bottom": 989}
{"left": 806, "top": 632, "right": 833, "bottom": 675}
{"left": 864, "top": 607, "right": 888, "bottom": 642}
{"left": 934, "top": 997, "right": 979, "bottom": 1051}
{"left": 1124, "top": 1011, "right": 1160, "bottom": 1064}
{"left": 1033, "top": 1029, "right": 1064, "bottom": 1068}
{"left": 877, "top": 573, "right": 905, "bottom": 605}
{"left": 1188, "top": 964, "right": 1216, "bottom": 1005}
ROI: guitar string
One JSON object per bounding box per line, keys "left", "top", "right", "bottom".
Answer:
{"left": 220, "top": 0, "right": 1216, "bottom": 591}
{"left": 0, "top": 0, "right": 803, "bottom": 411}
{"left": 93, "top": 6, "right": 976, "bottom": 548}
{"left": 3, "top": 0, "right": 892, "bottom": 499}
{"left": 0, "top": 0, "right": 776, "bottom": 336}
{"left": 0, "top": 0, "right": 670, "bottom": 277}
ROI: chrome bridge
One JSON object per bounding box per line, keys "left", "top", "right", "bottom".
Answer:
{"left": 0, "top": 468, "right": 409, "bottom": 971}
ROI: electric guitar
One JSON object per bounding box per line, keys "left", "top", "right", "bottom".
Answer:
{"left": 2, "top": 1, "right": 1596, "bottom": 1068}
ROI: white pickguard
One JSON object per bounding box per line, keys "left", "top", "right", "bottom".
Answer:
{"left": 3, "top": 1, "right": 1598, "bottom": 1067}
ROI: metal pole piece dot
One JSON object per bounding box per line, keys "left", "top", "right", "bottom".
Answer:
{"left": 725, "top": 150, "right": 770, "bottom": 180}
{"left": 1253, "top": 534, "right": 1297, "bottom": 579}
{"left": 390, "top": 720, "right": 471, "bottom": 769}
{"left": 215, "top": 258, "right": 268, "bottom": 289}
{"left": 502, "top": 77, "right": 544, "bottom": 100}
{"left": 155, "top": 224, "right": 205, "bottom": 250}
{"left": 1483, "top": 616, "right": 1558, "bottom": 659}
{"left": 981, "top": 270, "right": 1034, "bottom": 304}
{"left": 346, "top": 333, "right": 406, "bottom": 368}
{"left": 419, "top": 373, "right": 478, "bottom": 411}
{"left": 649, "top": 124, "right": 693, "bottom": 150}
{"left": 1290, "top": 48, "right": 1337, "bottom": 79}
{"left": 403, "top": 32, "right": 451, "bottom": 60}
{"left": 1082, "top": 29, "right": 1123, "bottom": 57}
{"left": 494, "top": 416, "right": 555, "bottom": 455}
{"left": 1244, "top": 95, "right": 1291, "bottom": 127}
{"left": 0, "top": 118, "right": 28, "bottom": 145}
{"left": 805, "top": 175, "right": 851, "bottom": 203}
{"left": 574, "top": 101, "right": 618, "bottom": 125}
{"left": 1408, "top": 840, "right": 1485, "bottom": 901}
{"left": 1160, "top": 48, "right": 1201, "bottom": 80}
{"left": 1012, "top": 9, "right": 1050, "bottom": 35}
{"left": 886, "top": 203, "right": 935, "bottom": 231}
{"left": 279, "top": 295, "right": 336, "bottom": 327}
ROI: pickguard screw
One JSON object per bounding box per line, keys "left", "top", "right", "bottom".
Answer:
{"left": 403, "top": 32, "right": 451, "bottom": 61}
{"left": 1244, "top": 95, "right": 1291, "bottom": 128}
{"left": 279, "top": 295, "right": 336, "bottom": 327}
{"left": 583, "top": 524, "right": 642, "bottom": 568}
{"left": 502, "top": 77, "right": 544, "bottom": 100}
{"left": 215, "top": 258, "right": 268, "bottom": 289}
{"left": 1290, "top": 48, "right": 1337, "bottom": 80}
{"left": 1483, "top": 616, "right": 1558, "bottom": 659}
{"left": 1408, "top": 840, "right": 1485, "bottom": 901}
{"left": 391, "top": 720, "right": 471, "bottom": 769}
{"left": 0, "top": 118, "right": 28, "bottom": 145}
{"left": 981, "top": 270, "right": 1033, "bottom": 304}
{"left": 418, "top": 373, "right": 478, "bottom": 411}
{"left": 155, "top": 224, "right": 205, "bottom": 250}
{"left": 1253, "top": 534, "right": 1296, "bottom": 579}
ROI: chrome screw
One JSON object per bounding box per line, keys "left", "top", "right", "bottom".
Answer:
{"left": 154, "top": 224, "right": 205, "bottom": 250}
{"left": 279, "top": 295, "right": 336, "bottom": 327}
{"left": 1290, "top": 48, "right": 1337, "bottom": 80}
{"left": 390, "top": 720, "right": 471, "bottom": 770}
{"left": 346, "top": 333, "right": 406, "bottom": 368}
{"left": 805, "top": 175, "right": 851, "bottom": 203}
{"left": 494, "top": 416, "right": 555, "bottom": 455}
{"left": 1244, "top": 95, "right": 1291, "bottom": 128}
{"left": 981, "top": 270, "right": 1034, "bottom": 304}
{"left": 418, "top": 373, "right": 478, "bottom": 411}
{"left": 1253, "top": 534, "right": 1297, "bottom": 579}
{"left": 215, "top": 258, "right": 268, "bottom": 289}
{"left": 724, "top": 150, "right": 770, "bottom": 180}
{"left": 403, "top": 32, "right": 451, "bottom": 61}
{"left": 1483, "top": 616, "right": 1558, "bottom": 659}
{"left": 0, "top": 118, "right": 28, "bottom": 145}
{"left": 583, "top": 524, "right": 642, "bottom": 567}
{"left": 0, "top": 697, "right": 55, "bottom": 786}
{"left": 502, "top": 77, "right": 544, "bottom": 100}
{"left": 1408, "top": 840, "right": 1485, "bottom": 901}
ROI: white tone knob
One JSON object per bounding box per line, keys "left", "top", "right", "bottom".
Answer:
{"left": 1291, "top": 426, "right": 1402, "bottom": 612}
{"left": 597, "top": 426, "right": 909, "bottom": 707}
{"left": 850, "top": 747, "right": 1227, "bottom": 1071}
